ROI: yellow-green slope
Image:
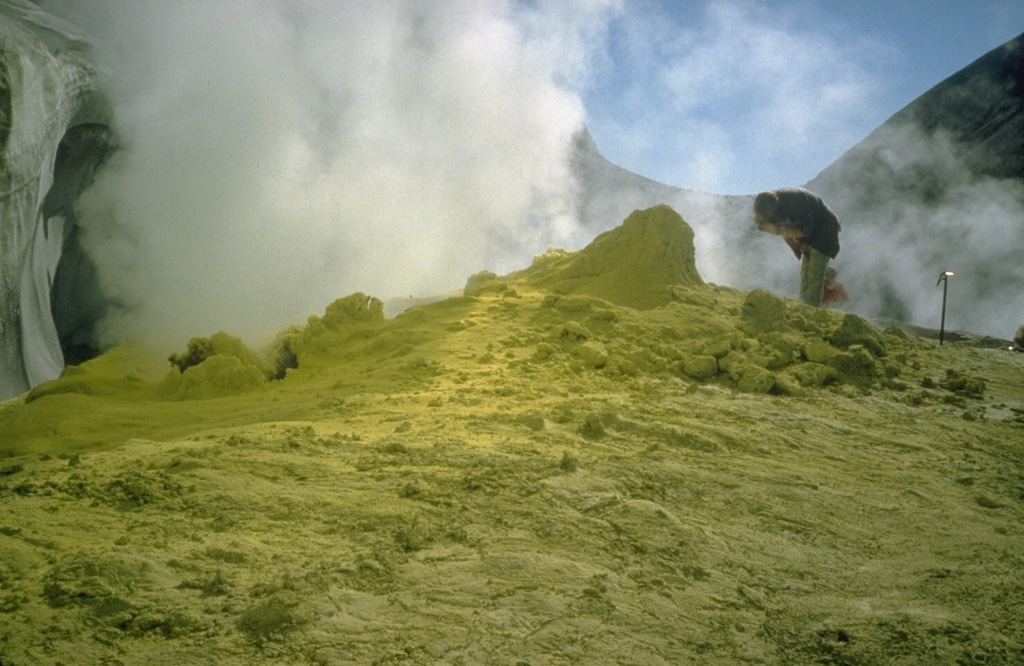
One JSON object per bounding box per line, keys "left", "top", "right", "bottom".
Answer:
{"left": 1, "top": 206, "right": 1022, "bottom": 665}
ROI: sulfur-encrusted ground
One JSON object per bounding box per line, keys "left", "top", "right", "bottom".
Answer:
{"left": 2, "top": 207, "right": 1023, "bottom": 665}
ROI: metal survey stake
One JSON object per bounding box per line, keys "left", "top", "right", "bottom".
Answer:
{"left": 937, "top": 270, "right": 954, "bottom": 345}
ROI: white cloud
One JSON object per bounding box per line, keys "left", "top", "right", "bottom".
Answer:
{"left": 586, "top": 0, "right": 895, "bottom": 194}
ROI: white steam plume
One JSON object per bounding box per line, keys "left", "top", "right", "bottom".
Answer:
{"left": 40, "top": 0, "right": 621, "bottom": 347}
{"left": 807, "top": 121, "right": 1024, "bottom": 341}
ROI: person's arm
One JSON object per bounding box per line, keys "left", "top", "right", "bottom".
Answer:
{"left": 783, "top": 235, "right": 803, "bottom": 259}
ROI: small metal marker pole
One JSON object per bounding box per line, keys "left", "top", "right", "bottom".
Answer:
{"left": 937, "top": 270, "right": 954, "bottom": 345}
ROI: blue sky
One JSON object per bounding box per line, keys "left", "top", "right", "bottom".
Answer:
{"left": 581, "top": 0, "right": 1024, "bottom": 194}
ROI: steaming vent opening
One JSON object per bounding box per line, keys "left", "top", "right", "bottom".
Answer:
{"left": 45, "top": 122, "right": 117, "bottom": 367}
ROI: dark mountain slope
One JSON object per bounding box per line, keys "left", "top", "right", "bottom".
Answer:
{"left": 885, "top": 31, "right": 1023, "bottom": 179}
{"left": 801, "top": 33, "right": 1024, "bottom": 339}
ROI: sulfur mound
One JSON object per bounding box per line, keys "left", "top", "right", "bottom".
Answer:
{"left": 280, "top": 292, "right": 388, "bottom": 363}
{"left": 463, "top": 271, "right": 501, "bottom": 297}
{"left": 741, "top": 290, "right": 787, "bottom": 332}
{"left": 829, "top": 313, "right": 887, "bottom": 357}
{"left": 161, "top": 355, "right": 266, "bottom": 400}
{"left": 463, "top": 270, "right": 519, "bottom": 298}
{"left": 517, "top": 205, "right": 704, "bottom": 309}
{"left": 163, "top": 332, "right": 273, "bottom": 399}
{"left": 320, "top": 292, "right": 384, "bottom": 329}
{"left": 167, "top": 332, "right": 273, "bottom": 377}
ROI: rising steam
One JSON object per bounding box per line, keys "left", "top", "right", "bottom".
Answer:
{"left": 33, "top": 0, "right": 1023, "bottom": 349}
{"left": 805, "top": 120, "right": 1024, "bottom": 341}
{"left": 39, "top": 0, "right": 621, "bottom": 347}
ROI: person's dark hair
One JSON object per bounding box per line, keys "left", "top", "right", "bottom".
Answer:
{"left": 753, "top": 191, "right": 779, "bottom": 226}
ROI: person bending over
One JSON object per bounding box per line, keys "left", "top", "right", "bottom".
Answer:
{"left": 753, "top": 187, "right": 841, "bottom": 307}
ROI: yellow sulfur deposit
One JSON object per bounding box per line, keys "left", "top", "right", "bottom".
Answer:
{"left": 1, "top": 207, "right": 1022, "bottom": 665}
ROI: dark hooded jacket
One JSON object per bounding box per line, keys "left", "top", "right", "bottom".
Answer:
{"left": 774, "top": 187, "right": 841, "bottom": 258}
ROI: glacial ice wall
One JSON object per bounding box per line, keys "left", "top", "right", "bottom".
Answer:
{"left": 0, "top": 1, "right": 109, "bottom": 401}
